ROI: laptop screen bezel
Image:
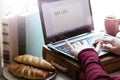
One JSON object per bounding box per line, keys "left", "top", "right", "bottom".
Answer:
{"left": 37, "top": 0, "right": 94, "bottom": 44}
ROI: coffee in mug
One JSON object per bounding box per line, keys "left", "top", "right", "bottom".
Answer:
{"left": 104, "top": 16, "right": 119, "bottom": 36}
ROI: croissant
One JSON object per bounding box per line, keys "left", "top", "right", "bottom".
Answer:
{"left": 9, "top": 63, "right": 49, "bottom": 80}
{"left": 15, "top": 54, "right": 55, "bottom": 71}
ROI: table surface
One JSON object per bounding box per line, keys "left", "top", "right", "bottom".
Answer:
{"left": 1, "top": 57, "right": 120, "bottom": 80}
{"left": 1, "top": 64, "right": 120, "bottom": 80}
{"left": 1, "top": 63, "right": 71, "bottom": 80}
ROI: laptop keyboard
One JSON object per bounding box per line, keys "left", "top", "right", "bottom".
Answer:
{"left": 56, "top": 33, "right": 108, "bottom": 55}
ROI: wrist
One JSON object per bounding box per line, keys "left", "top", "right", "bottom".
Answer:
{"left": 77, "top": 48, "right": 96, "bottom": 59}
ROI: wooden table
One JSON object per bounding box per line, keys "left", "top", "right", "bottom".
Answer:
{"left": 43, "top": 45, "right": 120, "bottom": 80}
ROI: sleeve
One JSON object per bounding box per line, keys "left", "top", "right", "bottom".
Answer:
{"left": 78, "top": 48, "right": 120, "bottom": 80}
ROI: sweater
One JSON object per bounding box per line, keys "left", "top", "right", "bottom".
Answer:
{"left": 78, "top": 48, "right": 120, "bottom": 80}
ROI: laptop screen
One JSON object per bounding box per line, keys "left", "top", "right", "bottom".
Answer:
{"left": 38, "top": 0, "right": 94, "bottom": 44}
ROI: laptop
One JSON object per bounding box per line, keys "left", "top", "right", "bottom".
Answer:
{"left": 38, "top": 0, "right": 110, "bottom": 61}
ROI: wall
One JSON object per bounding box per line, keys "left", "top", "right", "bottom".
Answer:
{"left": 26, "top": 12, "right": 45, "bottom": 57}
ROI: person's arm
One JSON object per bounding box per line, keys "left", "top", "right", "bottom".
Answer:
{"left": 65, "top": 40, "right": 120, "bottom": 80}
{"left": 78, "top": 48, "right": 112, "bottom": 80}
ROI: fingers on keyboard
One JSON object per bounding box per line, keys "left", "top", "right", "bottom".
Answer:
{"left": 81, "top": 40, "right": 89, "bottom": 45}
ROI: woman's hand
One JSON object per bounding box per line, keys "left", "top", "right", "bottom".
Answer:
{"left": 65, "top": 40, "right": 102, "bottom": 58}
{"left": 94, "top": 37, "right": 120, "bottom": 55}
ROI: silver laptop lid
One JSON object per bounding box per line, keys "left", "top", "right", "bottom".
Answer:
{"left": 38, "top": 0, "right": 94, "bottom": 44}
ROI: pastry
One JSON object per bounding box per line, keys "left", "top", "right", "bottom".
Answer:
{"left": 9, "top": 63, "right": 49, "bottom": 80}
{"left": 15, "top": 54, "right": 55, "bottom": 71}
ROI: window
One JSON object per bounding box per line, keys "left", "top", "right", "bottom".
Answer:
{"left": 90, "top": 0, "right": 120, "bottom": 31}
{"left": 3, "top": 0, "right": 38, "bottom": 16}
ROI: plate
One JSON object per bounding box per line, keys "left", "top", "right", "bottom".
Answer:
{"left": 3, "top": 66, "right": 57, "bottom": 80}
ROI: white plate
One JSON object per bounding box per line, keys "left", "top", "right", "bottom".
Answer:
{"left": 3, "top": 66, "right": 57, "bottom": 80}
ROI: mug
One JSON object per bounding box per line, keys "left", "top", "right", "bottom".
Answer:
{"left": 104, "top": 16, "right": 119, "bottom": 36}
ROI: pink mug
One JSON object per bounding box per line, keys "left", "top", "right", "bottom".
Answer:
{"left": 104, "top": 16, "right": 119, "bottom": 36}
